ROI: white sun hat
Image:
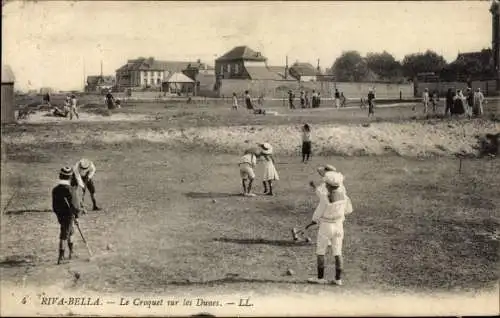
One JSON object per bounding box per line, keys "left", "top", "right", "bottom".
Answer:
{"left": 79, "top": 158, "right": 90, "bottom": 170}
{"left": 260, "top": 143, "right": 273, "bottom": 155}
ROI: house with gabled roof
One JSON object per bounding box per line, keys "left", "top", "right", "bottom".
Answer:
{"left": 115, "top": 57, "right": 208, "bottom": 89}
{"left": 215, "top": 46, "right": 283, "bottom": 80}
{"left": 289, "top": 62, "right": 321, "bottom": 82}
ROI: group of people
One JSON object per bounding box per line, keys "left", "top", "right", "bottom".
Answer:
{"left": 238, "top": 143, "right": 280, "bottom": 197}
{"left": 52, "top": 94, "right": 80, "bottom": 120}
{"left": 51, "top": 158, "right": 101, "bottom": 264}
{"left": 420, "top": 87, "right": 486, "bottom": 118}
{"left": 238, "top": 140, "right": 353, "bottom": 285}
{"left": 443, "top": 87, "right": 486, "bottom": 118}
{"left": 232, "top": 91, "right": 266, "bottom": 115}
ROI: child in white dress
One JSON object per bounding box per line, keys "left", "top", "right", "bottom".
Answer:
{"left": 260, "top": 143, "right": 279, "bottom": 196}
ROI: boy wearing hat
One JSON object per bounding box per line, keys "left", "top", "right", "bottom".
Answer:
{"left": 73, "top": 158, "right": 101, "bottom": 211}
{"left": 52, "top": 166, "right": 84, "bottom": 264}
{"left": 307, "top": 171, "right": 352, "bottom": 285}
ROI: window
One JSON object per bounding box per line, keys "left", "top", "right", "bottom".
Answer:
{"left": 220, "top": 64, "right": 223, "bottom": 74}
{"left": 157, "top": 78, "right": 161, "bottom": 85}
{"left": 234, "top": 64, "right": 239, "bottom": 74}
{"left": 227, "top": 64, "right": 231, "bottom": 73}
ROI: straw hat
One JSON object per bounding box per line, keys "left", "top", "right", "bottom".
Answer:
{"left": 60, "top": 166, "right": 73, "bottom": 177}
{"left": 260, "top": 143, "right": 273, "bottom": 155}
{"left": 323, "top": 171, "right": 341, "bottom": 187}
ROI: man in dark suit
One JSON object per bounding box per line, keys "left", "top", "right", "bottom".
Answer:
{"left": 52, "top": 166, "right": 85, "bottom": 264}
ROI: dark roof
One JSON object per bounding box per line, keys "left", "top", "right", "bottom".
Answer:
{"left": 216, "top": 46, "right": 267, "bottom": 62}
{"left": 289, "top": 62, "right": 320, "bottom": 77}
{"left": 2, "top": 65, "right": 15, "bottom": 83}
{"left": 87, "top": 75, "right": 115, "bottom": 85}
{"left": 116, "top": 58, "right": 204, "bottom": 73}
{"left": 246, "top": 66, "right": 283, "bottom": 80}
{"left": 456, "top": 49, "right": 492, "bottom": 65}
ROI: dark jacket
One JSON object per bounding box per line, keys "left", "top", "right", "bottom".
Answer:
{"left": 52, "top": 180, "right": 81, "bottom": 223}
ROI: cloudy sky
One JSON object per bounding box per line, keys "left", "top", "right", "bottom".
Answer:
{"left": 2, "top": 1, "right": 493, "bottom": 91}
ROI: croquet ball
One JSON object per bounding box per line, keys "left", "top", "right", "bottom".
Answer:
{"left": 305, "top": 237, "right": 312, "bottom": 243}
{"left": 106, "top": 244, "right": 113, "bottom": 251}
{"left": 212, "top": 199, "right": 217, "bottom": 203}
{"left": 181, "top": 178, "right": 184, "bottom": 183}
{"left": 74, "top": 272, "right": 80, "bottom": 280}
{"left": 286, "top": 269, "right": 294, "bottom": 276}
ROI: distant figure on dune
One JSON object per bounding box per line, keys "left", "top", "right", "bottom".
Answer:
{"left": 244, "top": 90, "right": 254, "bottom": 112}
{"left": 232, "top": 92, "right": 239, "bottom": 110}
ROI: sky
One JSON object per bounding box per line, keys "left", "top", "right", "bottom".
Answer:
{"left": 2, "top": 0, "right": 494, "bottom": 91}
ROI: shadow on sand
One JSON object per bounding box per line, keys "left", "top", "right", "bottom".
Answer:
{"left": 4, "top": 209, "right": 52, "bottom": 215}
{"left": 184, "top": 192, "right": 242, "bottom": 199}
{"left": 213, "top": 237, "right": 311, "bottom": 247}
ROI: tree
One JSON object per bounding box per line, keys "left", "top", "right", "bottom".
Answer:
{"left": 331, "top": 51, "right": 369, "bottom": 82}
{"left": 365, "top": 51, "right": 402, "bottom": 80}
{"left": 401, "top": 50, "right": 447, "bottom": 78}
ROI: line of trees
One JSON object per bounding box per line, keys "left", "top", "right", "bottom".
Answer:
{"left": 328, "top": 49, "right": 495, "bottom": 83}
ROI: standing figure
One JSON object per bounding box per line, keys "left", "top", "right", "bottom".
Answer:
{"left": 340, "top": 92, "right": 347, "bottom": 108}
{"left": 431, "top": 91, "right": 438, "bottom": 113}
{"left": 422, "top": 88, "right": 429, "bottom": 114}
{"left": 453, "top": 89, "right": 466, "bottom": 116}
{"left": 305, "top": 92, "right": 310, "bottom": 108}
{"left": 301, "top": 124, "right": 312, "bottom": 163}
{"left": 232, "top": 92, "right": 239, "bottom": 110}
{"left": 244, "top": 90, "right": 254, "bottom": 112}
{"left": 311, "top": 90, "right": 318, "bottom": 108}
{"left": 105, "top": 91, "right": 115, "bottom": 110}
{"left": 288, "top": 90, "right": 295, "bottom": 109}
{"left": 334, "top": 89, "right": 340, "bottom": 109}
{"left": 70, "top": 94, "right": 80, "bottom": 120}
{"left": 73, "top": 158, "right": 101, "bottom": 211}
{"left": 317, "top": 92, "right": 321, "bottom": 108}
{"left": 367, "top": 89, "right": 375, "bottom": 118}
{"left": 473, "top": 88, "right": 485, "bottom": 117}
{"left": 239, "top": 148, "right": 258, "bottom": 197}
{"left": 43, "top": 92, "right": 51, "bottom": 107}
{"left": 466, "top": 88, "right": 474, "bottom": 119}
{"left": 300, "top": 91, "right": 305, "bottom": 108}
{"left": 52, "top": 166, "right": 84, "bottom": 264}
{"left": 307, "top": 171, "right": 353, "bottom": 285}
{"left": 445, "top": 88, "right": 454, "bottom": 117}
{"left": 260, "top": 143, "right": 279, "bottom": 196}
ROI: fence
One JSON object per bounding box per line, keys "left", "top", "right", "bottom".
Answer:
{"left": 416, "top": 80, "right": 498, "bottom": 97}
{"left": 217, "top": 79, "right": 414, "bottom": 100}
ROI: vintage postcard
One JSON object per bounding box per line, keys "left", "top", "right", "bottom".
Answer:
{"left": 1, "top": 0, "right": 499, "bottom": 316}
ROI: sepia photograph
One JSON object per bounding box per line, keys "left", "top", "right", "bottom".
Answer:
{"left": 1, "top": 0, "right": 499, "bottom": 316}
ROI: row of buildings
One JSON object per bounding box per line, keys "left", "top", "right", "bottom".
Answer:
{"left": 85, "top": 46, "right": 325, "bottom": 95}
{"left": 86, "top": 0, "right": 499, "bottom": 96}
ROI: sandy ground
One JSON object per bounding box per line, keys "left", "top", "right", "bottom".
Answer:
{"left": 15, "top": 110, "right": 152, "bottom": 123}
{"left": 3, "top": 119, "right": 499, "bottom": 157}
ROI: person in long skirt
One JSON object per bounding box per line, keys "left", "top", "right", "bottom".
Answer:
{"left": 473, "top": 88, "right": 485, "bottom": 117}
{"left": 259, "top": 143, "right": 279, "bottom": 196}
{"left": 453, "top": 89, "right": 465, "bottom": 117}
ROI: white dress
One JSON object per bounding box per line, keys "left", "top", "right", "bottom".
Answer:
{"left": 262, "top": 156, "right": 279, "bottom": 181}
